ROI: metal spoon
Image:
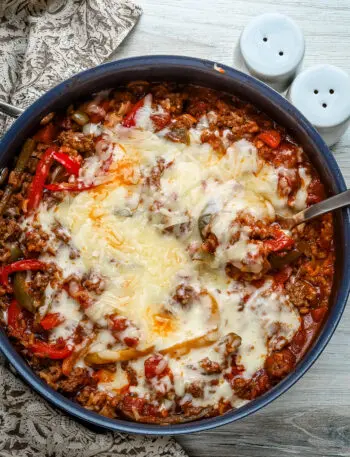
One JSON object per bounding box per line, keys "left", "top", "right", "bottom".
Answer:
{"left": 0, "top": 100, "right": 24, "bottom": 118}
{"left": 198, "top": 189, "right": 350, "bottom": 238}
{"left": 278, "top": 188, "right": 350, "bottom": 229}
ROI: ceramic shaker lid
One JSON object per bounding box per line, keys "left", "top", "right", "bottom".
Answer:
{"left": 240, "top": 13, "right": 305, "bottom": 92}
{"left": 288, "top": 65, "right": 350, "bottom": 146}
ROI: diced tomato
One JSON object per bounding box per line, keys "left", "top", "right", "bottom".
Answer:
{"left": 144, "top": 354, "right": 168, "bottom": 379}
{"left": 122, "top": 395, "right": 145, "bottom": 413}
{"left": 124, "top": 336, "right": 139, "bottom": 347}
{"left": 110, "top": 316, "right": 128, "bottom": 332}
{"left": 265, "top": 227, "right": 294, "bottom": 252}
{"left": 307, "top": 178, "right": 325, "bottom": 206}
{"left": 40, "top": 313, "right": 64, "bottom": 330}
{"left": 311, "top": 307, "right": 327, "bottom": 323}
{"left": 33, "top": 123, "right": 57, "bottom": 144}
{"left": 29, "top": 339, "right": 72, "bottom": 359}
{"left": 150, "top": 112, "right": 171, "bottom": 131}
{"left": 122, "top": 96, "right": 149, "bottom": 128}
{"left": 257, "top": 130, "right": 281, "bottom": 149}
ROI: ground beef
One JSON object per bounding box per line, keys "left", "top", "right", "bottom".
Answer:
{"left": 286, "top": 278, "right": 319, "bottom": 309}
{"left": 0, "top": 245, "right": 10, "bottom": 263}
{"left": 153, "top": 86, "right": 188, "bottom": 115}
{"left": 77, "top": 387, "right": 119, "bottom": 418}
{"left": 58, "top": 367, "right": 92, "bottom": 393}
{"left": 199, "top": 357, "right": 221, "bottom": 374}
{"left": 219, "top": 332, "right": 242, "bottom": 355}
{"left": 39, "top": 364, "right": 93, "bottom": 394}
{"left": 0, "top": 219, "right": 21, "bottom": 242}
{"left": 201, "top": 233, "right": 219, "bottom": 253}
{"left": 8, "top": 170, "right": 23, "bottom": 189}
{"left": 186, "top": 381, "right": 204, "bottom": 399}
{"left": 82, "top": 273, "right": 105, "bottom": 295}
{"left": 20, "top": 226, "right": 50, "bottom": 255}
{"left": 173, "top": 284, "right": 197, "bottom": 307}
{"left": 233, "top": 370, "right": 271, "bottom": 400}
{"left": 200, "top": 130, "right": 225, "bottom": 155}
{"left": 265, "top": 349, "right": 296, "bottom": 380}
{"left": 58, "top": 131, "right": 95, "bottom": 156}
{"left": 121, "top": 362, "right": 138, "bottom": 386}
{"left": 52, "top": 223, "right": 71, "bottom": 243}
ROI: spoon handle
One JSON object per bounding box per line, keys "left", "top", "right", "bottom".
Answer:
{"left": 293, "top": 188, "right": 350, "bottom": 226}
{"left": 0, "top": 101, "right": 24, "bottom": 118}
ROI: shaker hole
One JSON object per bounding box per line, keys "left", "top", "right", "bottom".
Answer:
{"left": 329, "top": 89, "right": 334, "bottom": 94}
{"left": 279, "top": 51, "right": 284, "bottom": 56}
{"left": 322, "top": 103, "right": 327, "bottom": 108}
{"left": 263, "top": 37, "right": 268, "bottom": 42}
{"left": 314, "top": 90, "right": 319, "bottom": 94}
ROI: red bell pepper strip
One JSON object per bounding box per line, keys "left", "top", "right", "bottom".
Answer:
{"left": 52, "top": 151, "right": 81, "bottom": 176}
{"left": 40, "top": 312, "right": 64, "bottom": 330}
{"left": 265, "top": 227, "right": 294, "bottom": 252}
{"left": 7, "top": 300, "right": 21, "bottom": 328}
{"left": 29, "top": 340, "right": 72, "bottom": 359}
{"left": 28, "top": 147, "right": 83, "bottom": 211}
{"left": 0, "top": 259, "right": 47, "bottom": 288}
{"left": 7, "top": 299, "right": 26, "bottom": 336}
{"left": 257, "top": 130, "right": 281, "bottom": 149}
{"left": 122, "top": 96, "right": 149, "bottom": 128}
{"left": 45, "top": 182, "right": 95, "bottom": 192}
{"left": 144, "top": 354, "right": 168, "bottom": 379}
{"left": 27, "top": 147, "right": 56, "bottom": 212}
{"left": 8, "top": 300, "right": 71, "bottom": 359}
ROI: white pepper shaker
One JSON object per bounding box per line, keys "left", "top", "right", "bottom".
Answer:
{"left": 288, "top": 65, "right": 350, "bottom": 147}
{"left": 240, "top": 13, "right": 305, "bottom": 92}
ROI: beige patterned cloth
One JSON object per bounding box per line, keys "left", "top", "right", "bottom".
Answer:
{"left": 0, "top": 2, "right": 187, "bottom": 456}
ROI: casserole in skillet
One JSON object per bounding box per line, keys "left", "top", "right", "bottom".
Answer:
{"left": 0, "top": 80, "right": 335, "bottom": 425}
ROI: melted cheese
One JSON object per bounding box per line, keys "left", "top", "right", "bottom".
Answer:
{"left": 29, "top": 108, "right": 310, "bottom": 412}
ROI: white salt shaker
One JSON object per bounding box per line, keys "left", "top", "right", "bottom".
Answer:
{"left": 240, "top": 13, "right": 305, "bottom": 92}
{"left": 288, "top": 65, "right": 350, "bottom": 147}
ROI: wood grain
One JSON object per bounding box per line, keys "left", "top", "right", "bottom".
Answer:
{"left": 116, "top": 1, "right": 350, "bottom": 455}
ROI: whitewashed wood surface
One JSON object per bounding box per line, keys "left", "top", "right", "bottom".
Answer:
{"left": 114, "top": 1, "right": 350, "bottom": 456}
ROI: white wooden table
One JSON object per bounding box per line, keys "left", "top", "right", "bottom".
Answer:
{"left": 116, "top": 1, "right": 350, "bottom": 455}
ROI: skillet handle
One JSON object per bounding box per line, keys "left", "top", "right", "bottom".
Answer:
{"left": 0, "top": 100, "right": 24, "bottom": 118}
